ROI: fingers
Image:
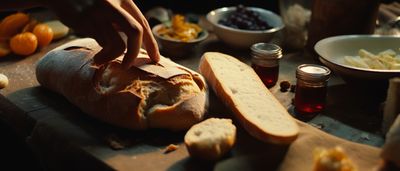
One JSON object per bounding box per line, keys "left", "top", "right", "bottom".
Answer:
{"left": 120, "top": 0, "right": 160, "bottom": 62}
{"left": 140, "top": 22, "right": 160, "bottom": 63}
{"left": 86, "top": 0, "right": 161, "bottom": 68}
{"left": 104, "top": 0, "right": 145, "bottom": 68}
{"left": 47, "top": 0, "right": 160, "bottom": 67}
{"left": 92, "top": 19, "right": 126, "bottom": 66}
{"left": 78, "top": 3, "right": 126, "bottom": 67}
{"left": 120, "top": 17, "right": 142, "bottom": 69}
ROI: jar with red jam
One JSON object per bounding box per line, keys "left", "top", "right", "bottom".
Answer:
{"left": 251, "top": 43, "right": 283, "bottom": 88}
{"left": 294, "top": 64, "right": 331, "bottom": 117}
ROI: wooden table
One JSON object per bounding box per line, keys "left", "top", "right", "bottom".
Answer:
{"left": 0, "top": 11, "right": 386, "bottom": 171}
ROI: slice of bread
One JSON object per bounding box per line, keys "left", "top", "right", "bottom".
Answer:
{"left": 199, "top": 52, "right": 299, "bottom": 144}
{"left": 184, "top": 118, "right": 236, "bottom": 160}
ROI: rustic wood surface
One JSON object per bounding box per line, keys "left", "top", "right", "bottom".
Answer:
{"left": 0, "top": 10, "right": 387, "bottom": 171}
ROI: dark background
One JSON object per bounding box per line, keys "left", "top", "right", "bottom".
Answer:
{"left": 135, "top": 0, "right": 399, "bottom": 15}
{"left": 136, "top": 1, "right": 280, "bottom": 14}
{"left": 1, "top": 0, "right": 398, "bottom": 18}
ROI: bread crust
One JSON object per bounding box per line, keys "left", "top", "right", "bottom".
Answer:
{"left": 199, "top": 52, "right": 298, "bottom": 144}
{"left": 36, "top": 38, "right": 207, "bottom": 131}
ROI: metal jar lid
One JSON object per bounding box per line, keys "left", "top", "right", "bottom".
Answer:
{"left": 251, "top": 43, "right": 283, "bottom": 60}
{"left": 296, "top": 64, "right": 331, "bottom": 82}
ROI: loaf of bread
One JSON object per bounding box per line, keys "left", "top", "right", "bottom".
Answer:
{"left": 199, "top": 52, "right": 299, "bottom": 144}
{"left": 184, "top": 118, "right": 236, "bottom": 160}
{"left": 36, "top": 38, "right": 207, "bottom": 131}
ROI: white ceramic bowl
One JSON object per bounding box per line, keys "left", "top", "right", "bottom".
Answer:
{"left": 206, "top": 7, "right": 284, "bottom": 49}
{"left": 315, "top": 35, "right": 400, "bottom": 80}
{"left": 152, "top": 24, "right": 208, "bottom": 58}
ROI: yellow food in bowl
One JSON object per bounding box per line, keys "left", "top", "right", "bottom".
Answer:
{"left": 343, "top": 48, "right": 400, "bottom": 70}
{"left": 157, "top": 15, "right": 202, "bottom": 42}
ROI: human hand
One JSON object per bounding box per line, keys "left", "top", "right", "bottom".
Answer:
{"left": 41, "top": 0, "right": 160, "bottom": 68}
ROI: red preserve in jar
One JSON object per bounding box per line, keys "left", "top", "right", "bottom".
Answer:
{"left": 294, "top": 64, "right": 331, "bottom": 117}
{"left": 250, "top": 43, "right": 283, "bottom": 88}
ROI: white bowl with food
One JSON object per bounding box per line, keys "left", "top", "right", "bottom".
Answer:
{"left": 315, "top": 35, "right": 400, "bottom": 80}
{"left": 206, "top": 5, "right": 284, "bottom": 49}
{"left": 152, "top": 15, "right": 208, "bottom": 58}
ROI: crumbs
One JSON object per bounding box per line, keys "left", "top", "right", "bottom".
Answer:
{"left": 164, "top": 144, "right": 179, "bottom": 154}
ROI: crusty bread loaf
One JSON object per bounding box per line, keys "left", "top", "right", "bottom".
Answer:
{"left": 36, "top": 38, "right": 207, "bottom": 131}
{"left": 184, "top": 118, "right": 236, "bottom": 160}
{"left": 199, "top": 52, "right": 299, "bottom": 144}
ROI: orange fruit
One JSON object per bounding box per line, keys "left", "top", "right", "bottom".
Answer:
{"left": 0, "top": 12, "right": 30, "bottom": 40}
{"left": 10, "top": 32, "right": 38, "bottom": 56}
{"left": 33, "top": 24, "right": 53, "bottom": 48}
{"left": 22, "top": 19, "right": 38, "bottom": 33}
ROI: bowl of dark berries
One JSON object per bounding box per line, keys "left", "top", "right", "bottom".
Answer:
{"left": 206, "top": 5, "right": 284, "bottom": 49}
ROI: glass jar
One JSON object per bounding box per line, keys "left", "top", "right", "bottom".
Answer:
{"left": 294, "top": 64, "right": 330, "bottom": 117}
{"left": 251, "top": 43, "right": 283, "bottom": 88}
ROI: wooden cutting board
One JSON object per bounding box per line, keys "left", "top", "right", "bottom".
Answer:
{"left": 5, "top": 86, "right": 382, "bottom": 171}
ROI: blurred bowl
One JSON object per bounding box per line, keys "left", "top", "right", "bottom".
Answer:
{"left": 152, "top": 23, "right": 208, "bottom": 58}
{"left": 206, "top": 6, "right": 284, "bottom": 49}
{"left": 315, "top": 35, "right": 400, "bottom": 81}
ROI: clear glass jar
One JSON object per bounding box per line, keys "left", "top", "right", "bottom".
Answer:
{"left": 294, "top": 64, "right": 330, "bottom": 117}
{"left": 250, "top": 43, "right": 283, "bottom": 88}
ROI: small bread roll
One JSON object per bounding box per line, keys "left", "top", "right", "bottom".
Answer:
{"left": 184, "top": 118, "right": 236, "bottom": 160}
{"left": 0, "top": 73, "right": 8, "bottom": 89}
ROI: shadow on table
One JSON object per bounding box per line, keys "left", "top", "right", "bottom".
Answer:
{"left": 324, "top": 83, "right": 385, "bottom": 134}
{"left": 6, "top": 85, "right": 293, "bottom": 171}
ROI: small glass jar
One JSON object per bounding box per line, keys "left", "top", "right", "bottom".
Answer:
{"left": 294, "top": 64, "right": 331, "bottom": 117}
{"left": 251, "top": 43, "right": 283, "bottom": 88}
